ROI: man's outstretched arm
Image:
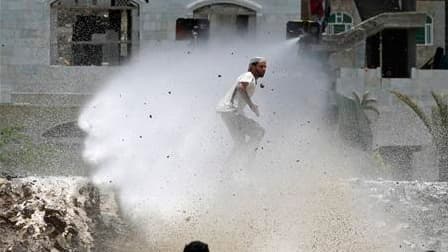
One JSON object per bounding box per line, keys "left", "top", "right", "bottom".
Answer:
{"left": 238, "top": 82, "right": 259, "bottom": 116}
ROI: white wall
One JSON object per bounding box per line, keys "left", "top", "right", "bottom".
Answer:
{"left": 336, "top": 67, "right": 448, "bottom": 180}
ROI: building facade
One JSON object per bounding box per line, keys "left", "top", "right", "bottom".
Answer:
{"left": 0, "top": 0, "right": 300, "bottom": 174}
{"left": 326, "top": 0, "right": 446, "bottom": 69}
{"left": 0, "top": 0, "right": 299, "bottom": 105}
{"left": 327, "top": 0, "right": 447, "bottom": 181}
{"left": 1, "top": 0, "right": 447, "bottom": 177}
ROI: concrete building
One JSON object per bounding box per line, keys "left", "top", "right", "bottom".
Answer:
{"left": 0, "top": 0, "right": 447, "bottom": 178}
{"left": 1, "top": 0, "right": 299, "bottom": 104}
{"left": 324, "top": 1, "right": 448, "bottom": 181}
{"left": 326, "top": 0, "right": 446, "bottom": 70}
{"left": 0, "top": 0, "right": 300, "bottom": 174}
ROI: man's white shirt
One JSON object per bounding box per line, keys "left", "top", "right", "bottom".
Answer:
{"left": 216, "top": 71, "right": 257, "bottom": 114}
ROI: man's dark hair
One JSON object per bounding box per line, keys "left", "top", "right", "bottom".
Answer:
{"left": 183, "top": 241, "right": 210, "bottom": 252}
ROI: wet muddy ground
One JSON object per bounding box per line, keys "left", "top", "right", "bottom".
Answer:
{"left": 0, "top": 176, "right": 446, "bottom": 252}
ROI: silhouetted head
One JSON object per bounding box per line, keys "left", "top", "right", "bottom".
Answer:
{"left": 183, "top": 241, "right": 210, "bottom": 252}
{"left": 248, "top": 57, "right": 267, "bottom": 79}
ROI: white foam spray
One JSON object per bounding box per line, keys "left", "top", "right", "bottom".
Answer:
{"left": 79, "top": 39, "right": 398, "bottom": 251}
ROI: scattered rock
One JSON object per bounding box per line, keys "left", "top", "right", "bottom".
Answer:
{"left": 0, "top": 177, "right": 125, "bottom": 251}
{"left": 350, "top": 180, "right": 448, "bottom": 252}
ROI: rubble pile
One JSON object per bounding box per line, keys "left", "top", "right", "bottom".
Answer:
{"left": 1, "top": 175, "right": 447, "bottom": 251}
{"left": 0, "top": 177, "right": 101, "bottom": 251}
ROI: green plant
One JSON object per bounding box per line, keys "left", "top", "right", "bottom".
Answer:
{"left": 352, "top": 91, "right": 380, "bottom": 123}
{"left": 336, "top": 91, "right": 379, "bottom": 151}
{"left": 390, "top": 90, "right": 448, "bottom": 181}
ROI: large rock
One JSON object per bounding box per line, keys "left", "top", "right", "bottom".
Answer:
{"left": 0, "top": 176, "right": 123, "bottom": 251}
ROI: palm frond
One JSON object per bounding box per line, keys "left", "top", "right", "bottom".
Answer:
{"left": 361, "top": 91, "right": 370, "bottom": 104}
{"left": 390, "top": 90, "right": 433, "bottom": 133}
{"left": 352, "top": 91, "right": 361, "bottom": 106}
{"left": 361, "top": 98, "right": 377, "bottom": 107}
{"left": 431, "top": 91, "right": 448, "bottom": 127}
{"left": 363, "top": 105, "right": 380, "bottom": 116}
{"left": 432, "top": 106, "right": 443, "bottom": 139}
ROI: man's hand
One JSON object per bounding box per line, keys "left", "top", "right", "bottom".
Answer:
{"left": 250, "top": 104, "right": 260, "bottom": 117}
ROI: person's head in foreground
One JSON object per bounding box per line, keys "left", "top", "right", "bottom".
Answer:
{"left": 183, "top": 241, "right": 210, "bottom": 252}
{"left": 248, "top": 57, "right": 267, "bottom": 79}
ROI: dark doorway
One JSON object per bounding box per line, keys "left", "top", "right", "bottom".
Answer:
{"left": 366, "top": 33, "right": 380, "bottom": 69}
{"left": 193, "top": 4, "right": 255, "bottom": 39}
{"left": 236, "top": 15, "right": 249, "bottom": 35}
{"left": 382, "top": 29, "right": 409, "bottom": 78}
{"left": 175, "top": 18, "right": 210, "bottom": 41}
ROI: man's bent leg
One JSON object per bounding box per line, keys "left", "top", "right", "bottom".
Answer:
{"left": 220, "top": 112, "right": 245, "bottom": 145}
{"left": 220, "top": 112, "right": 246, "bottom": 162}
{"left": 237, "top": 115, "right": 264, "bottom": 147}
{"left": 247, "top": 123, "right": 265, "bottom": 148}
{"left": 236, "top": 114, "right": 265, "bottom": 162}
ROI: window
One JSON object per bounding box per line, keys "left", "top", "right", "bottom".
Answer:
{"left": 327, "top": 12, "right": 353, "bottom": 35}
{"left": 416, "top": 15, "right": 433, "bottom": 45}
{"left": 50, "top": 0, "right": 140, "bottom": 66}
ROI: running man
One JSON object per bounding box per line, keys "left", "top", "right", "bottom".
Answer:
{"left": 216, "top": 57, "right": 267, "bottom": 162}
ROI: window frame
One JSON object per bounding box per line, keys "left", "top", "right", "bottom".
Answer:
{"left": 327, "top": 12, "right": 353, "bottom": 35}
{"left": 50, "top": 0, "right": 140, "bottom": 66}
{"left": 416, "top": 15, "right": 433, "bottom": 46}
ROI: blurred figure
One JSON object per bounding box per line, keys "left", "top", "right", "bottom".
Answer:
{"left": 216, "top": 57, "right": 267, "bottom": 164}
{"left": 183, "top": 240, "right": 210, "bottom": 252}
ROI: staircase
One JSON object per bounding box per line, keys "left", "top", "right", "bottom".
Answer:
{"left": 317, "top": 12, "right": 426, "bottom": 52}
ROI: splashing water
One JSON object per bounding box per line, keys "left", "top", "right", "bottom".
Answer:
{"left": 79, "top": 39, "right": 397, "bottom": 251}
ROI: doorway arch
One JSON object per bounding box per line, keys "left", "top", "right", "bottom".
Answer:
{"left": 188, "top": 1, "right": 260, "bottom": 39}
{"left": 186, "top": 0, "right": 262, "bottom": 13}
